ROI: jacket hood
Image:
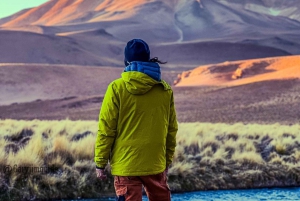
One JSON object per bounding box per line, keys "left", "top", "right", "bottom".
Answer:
{"left": 121, "top": 71, "right": 170, "bottom": 95}
{"left": 124, "top": 61, "right": 161, "bottom": 81}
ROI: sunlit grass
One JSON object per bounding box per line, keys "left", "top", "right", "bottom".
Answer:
{"left": 0, "top": 120, "right": 300, "bottom": 200}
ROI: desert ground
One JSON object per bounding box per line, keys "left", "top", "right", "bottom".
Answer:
{"left": 1, "top": 55, "right": 300, "bottom": 124}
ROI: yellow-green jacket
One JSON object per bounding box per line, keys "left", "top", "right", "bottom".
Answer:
{"left": 94, "top": 67, "right": 178, "bottom": 176}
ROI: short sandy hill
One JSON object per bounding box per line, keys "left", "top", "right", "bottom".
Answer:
{"left": 174, "top": 55, "right": 300, "bottom": 87}
{"left": 0, "top": 30, "right": 123, "bottom": 66}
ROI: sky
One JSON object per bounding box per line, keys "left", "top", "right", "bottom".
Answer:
{"left": 0, "top": 0, "right": 49, "bottom": 19}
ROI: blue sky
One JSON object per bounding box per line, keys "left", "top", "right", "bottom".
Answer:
{"left": 0, "top": 0, "right": 49, "bottom": 19}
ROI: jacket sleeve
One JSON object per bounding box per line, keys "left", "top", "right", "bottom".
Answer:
{"left": 94, "top": 82, "right": 119, "bottom": 168}
{"left": 166, "top": 91, "right": 178, "bottom": 167}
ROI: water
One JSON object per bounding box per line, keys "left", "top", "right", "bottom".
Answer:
{"left": 67, "top": 188, "right": 300, "bottom": 201}
{"left": 165, "top": 188, "right": 300, "bottom": 201}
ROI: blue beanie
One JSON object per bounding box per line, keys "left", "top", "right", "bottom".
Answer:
{"left": 124, "top": 39, "right": 150, "bottom": 66}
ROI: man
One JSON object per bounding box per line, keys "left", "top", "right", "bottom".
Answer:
{"left": 94, "top": 39, "right": 178, "bottom": 201}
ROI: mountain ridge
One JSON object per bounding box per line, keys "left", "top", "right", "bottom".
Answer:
{"left": 1, "top": 0, "right": 300, "bottom": 67}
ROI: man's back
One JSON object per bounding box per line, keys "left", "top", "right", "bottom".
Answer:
{"left": 95, "top": 39, "right": 178, "bottom": 201}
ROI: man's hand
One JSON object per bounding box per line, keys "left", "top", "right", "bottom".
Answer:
{"left": 163, "top": 167, "right": 169, "bottom": 182}
{"left": 96, "top": 168, "right": 107, "bottom": 180}
{"left": 164, "top": 167, "right": 169, "bottom": 175}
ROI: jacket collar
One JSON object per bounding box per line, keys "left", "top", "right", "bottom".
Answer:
{"left": 124, "top": 61, "right": 161, "bottom": 81}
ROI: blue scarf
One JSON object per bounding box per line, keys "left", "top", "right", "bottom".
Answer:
{"left": 124, "top": 61, "right": 161, "bottom": 81}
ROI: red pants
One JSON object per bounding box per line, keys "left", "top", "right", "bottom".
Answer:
{"left": 114, "top": 171, "right": 171, "bottom": 201}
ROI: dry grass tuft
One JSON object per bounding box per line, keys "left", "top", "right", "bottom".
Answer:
{"left": 0, "top": 120, "right": 300, "bottom": 199}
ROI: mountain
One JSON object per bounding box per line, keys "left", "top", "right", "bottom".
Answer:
{"left": 0, "top": 0, "right": 300, "bottom": 68}
{"left": 0, "top": 30, "right": 105, "bottom": 65}
{"left": 216, "top": 0, "right": 300, "bottom": 22}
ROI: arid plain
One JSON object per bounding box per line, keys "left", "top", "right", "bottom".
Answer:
{"left": 1, "top": 55, "right": 300, "bottom": 124}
